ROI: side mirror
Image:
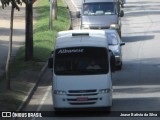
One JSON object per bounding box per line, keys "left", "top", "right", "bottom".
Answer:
{"left": 48, "top": 51, "right": 54, "bottom": 69}
{"left": 76, "top": 11, "right": 81, "bottom": 18}
{"left": 120, "top": 42, "right": 125, "bottom": 46}
{"left": 119, "top": 10, "right": 124, "bottom": 17}
{"left": 48, "top": 57, "right": 53, "bottom": 69}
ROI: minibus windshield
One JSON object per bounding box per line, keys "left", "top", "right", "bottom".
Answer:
{"left": 83, "top": 2, "right": 117, "bottom": 16}
{"left": 54, "top": 47, "right": 109, "bottom": 75}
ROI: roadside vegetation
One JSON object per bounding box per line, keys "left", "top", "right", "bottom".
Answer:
{"left": 0, "top": 0, "right": 70, "bottom": 111}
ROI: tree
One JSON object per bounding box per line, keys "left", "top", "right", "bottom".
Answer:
{"left": 1, "top": 0, "right": 34, "bottom": 89}
{"left": 49, "top": 0, "right": 53, "bottom": 30}
{"left": 5, "top": 0, "right": 14, "bottom": 90}
{"left": 53, "top": 0, "right": 57, "bottom": 20}
{"left": 25, "top": 0, "right": 33, "bottom": 61}
{"left": 49, "top": 0, "right": 57, "bottom": 30}
{"left": 1, "top": 0, "right": 22, "bottom": 11}
{"left": 1, "top": 0, "right": 34, "bottom": 61}
{"left": 1, "top": 0, "right": 23, "bottom": 90}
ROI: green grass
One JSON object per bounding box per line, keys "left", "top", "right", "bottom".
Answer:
{"left": 33, "top": 0, "right": 70, "bottom": 61}
{"left": 0, "top": 93, "right": 23, "bottom": 111}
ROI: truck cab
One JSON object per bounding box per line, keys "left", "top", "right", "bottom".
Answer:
{"left": 77, "top": 0, "right": 124, "bottom": 37}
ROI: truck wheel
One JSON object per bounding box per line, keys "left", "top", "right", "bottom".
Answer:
{"left": 117, "top": 62, "right": 122, "bottom": 70}
{"left": 119, "top": 30, "right": 122, "bottom": 38}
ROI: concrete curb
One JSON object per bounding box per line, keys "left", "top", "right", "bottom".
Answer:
{"left": 16, "top": 62, "right": 48, "bottom": 112}
{"left": 15, "top": 0, "right": 72, "bottom": 112}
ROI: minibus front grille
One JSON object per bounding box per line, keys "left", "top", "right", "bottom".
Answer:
{"left": 68, "top": 89, "right": 96, "bottom": 93}
{"left": 67, "top": 90, "right": 98, "bottom": 105}
{"left": 67, "top": 98, "right": 98, "bottom": 101}
{"left": 69, "top": 102, "right": 96, "bottom": 105}
{"left": 67, "top": 93, "right": 98, "bottom": 96}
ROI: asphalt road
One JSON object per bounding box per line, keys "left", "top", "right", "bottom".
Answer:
{"left": 21, "top": 0, "right": 160, "bottom": 119}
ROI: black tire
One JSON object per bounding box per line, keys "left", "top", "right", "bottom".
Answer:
{"left": 54, "top": 108, "right": 65, "bottom": 116}
{"left": 117, "top": 62, "right": 122, "bottom": 70}
{"left": 100, "top": 107, "right": 111, "bottom": 113}
{"left": 106, "top": 106, "right": 111, "bottom": 112}
{"left": 54, "top": 108, "right": 60, "bottom": 116}
{"left": 110, "top": 52, "right": 116, "bottom": 72}
{"left": 118, "top": 29, "right": 122, "bottom": 38}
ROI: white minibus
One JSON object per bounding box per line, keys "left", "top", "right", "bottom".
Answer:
{"left": 48, "top": 30, "right": 113, "bottom": 112}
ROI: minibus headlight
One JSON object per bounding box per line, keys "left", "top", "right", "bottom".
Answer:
{"left": 54, "top": 90, "right": 67, "bottom": 95}
{"left": 110, "top": 24, "right": 119, "bottom": 29}
{"left": 99, "top": 89, "right": 110, "bottom": 94}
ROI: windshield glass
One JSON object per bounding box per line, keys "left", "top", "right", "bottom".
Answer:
{"left": 83, "top": 2, "right": 117, "bottom": 16}
{"left": 108, "top": 33, "right": 118, "bottom": 45}
{"left": 54, "top": 47, "right": 109, "bottom": 75}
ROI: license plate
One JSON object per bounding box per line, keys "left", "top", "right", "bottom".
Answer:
{"left": 77, "top": 97, "right": 88, "bottom": 101}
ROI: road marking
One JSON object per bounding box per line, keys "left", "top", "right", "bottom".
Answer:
{"left": 70, "top": 0, "right": 78, "bottom": 11}
{"left": 125, "top": 9, "right": 160, "bottom": 14}
{"left": 31, "top": 86, "right": 52, "bottom": 120}
{"left": 113, "top": 85, "right": 160, "bottom": 99}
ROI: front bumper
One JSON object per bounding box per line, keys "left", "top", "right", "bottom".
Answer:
{"left": 53, "top": 93, "right": 112, "bottom": 109}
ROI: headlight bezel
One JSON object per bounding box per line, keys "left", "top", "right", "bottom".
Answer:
{"left": 110, "top": 24, "right": 119, "bottom": 29}
{"left": 54, "top": 90, "right": 67, "bottom": 95}
{"left": 99, "top": 89, "right": 111, "bottom": 94}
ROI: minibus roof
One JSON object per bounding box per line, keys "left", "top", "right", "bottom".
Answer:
{"left": 56, "top": 30, "right": 108, "bottom": 49}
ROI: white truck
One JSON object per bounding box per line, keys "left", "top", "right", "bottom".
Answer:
{"left": 48, "top": 30, "right": 114, "bottom": 112}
